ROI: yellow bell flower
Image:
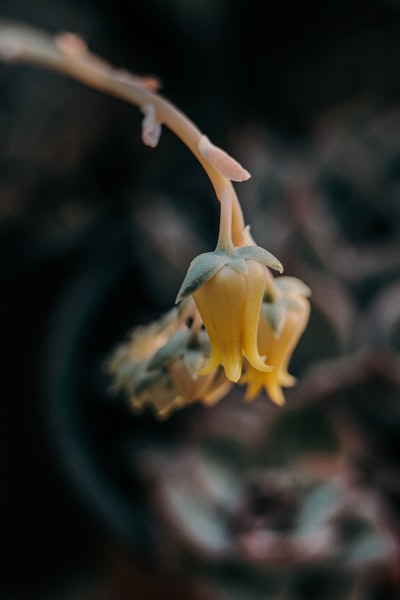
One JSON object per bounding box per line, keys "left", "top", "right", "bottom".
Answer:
{"left": 241, "top": 277, "right": 311, "bottom": 405}
{"left": 176, "top": 245, "right": 283, "bottom": 383}
{"left": 193, "top": 261, "right": 272, "bottom": 382}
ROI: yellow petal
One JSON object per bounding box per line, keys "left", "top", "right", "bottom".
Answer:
{"left": 242, "top": 292, "right": 310, "bottom": 404}
{"left": 265, "top": 381, "right": 286, "bottom": 406}
{"left": 194, "top": 266, "right": 245, "bottom": 382}
{"left": 242, "top": 261, "right": 273, "bottom": 373}
{"left": 242, "top": 370, "right": 264, "bottom": 400}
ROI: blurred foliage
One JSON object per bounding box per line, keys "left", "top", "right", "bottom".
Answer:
{"left": 132, "top": 399, "right": 400, "bottom": 599}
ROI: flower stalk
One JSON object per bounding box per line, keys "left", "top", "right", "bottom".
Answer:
{"left": 0, "top": 20, "right": 247, "bottom": 246}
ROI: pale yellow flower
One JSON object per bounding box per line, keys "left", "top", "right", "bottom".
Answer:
{"left": 193, "top": 260, "right": 273, "bottom": 382}
{"left": 241, "top": 277, "right": 311, "bottom": 405}
{"left": 108, "top": 303, "right": 233, "bottom": 419}
{"left": 176, "top": 244, "right": 283, "bottom": 383}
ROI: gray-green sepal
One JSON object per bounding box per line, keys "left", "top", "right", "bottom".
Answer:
{"left": 262, "top": 297, "right": 307, "bottom": 338}
{"left": 176, "top": 251, "right": 228, "bottom": 303}
{"left": 275, "top": 276, "right": 311, "bottom": 296}
{"left": 262, "top": 301, "right": 287, "bottom": 338}
{"left": 176, "top": 244, "right": 284, "bottom": 304}
{"left": 236, "top": 245, "right": 283, "bottom": 273}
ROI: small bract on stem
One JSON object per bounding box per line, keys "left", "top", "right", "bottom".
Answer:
{"left": 0, "top": 20, "right": 311, "bottom": 417}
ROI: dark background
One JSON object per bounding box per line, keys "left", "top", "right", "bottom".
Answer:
{"left": 1, "top": 1, "right": 400, "bottom": 598}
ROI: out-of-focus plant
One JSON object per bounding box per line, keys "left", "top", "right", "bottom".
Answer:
{"left": 135, "top": 401, "right": 400, "bottom": 599}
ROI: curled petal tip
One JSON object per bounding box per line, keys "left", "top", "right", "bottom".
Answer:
{"left": 270, "top": 389, "right": 286, "bottom": 406}
{"left": 223, "top": 362, "right": 242, "bottom": 383}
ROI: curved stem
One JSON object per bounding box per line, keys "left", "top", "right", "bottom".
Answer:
{"left": 0, "top": 21, "right": 247, "bottom": 241}
{"left": 216, "top": 185, "right": 234, "bottom": 252}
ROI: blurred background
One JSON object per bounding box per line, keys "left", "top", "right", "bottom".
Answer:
{"left": 1, "top": 1, "right": 400, "bottom": 598}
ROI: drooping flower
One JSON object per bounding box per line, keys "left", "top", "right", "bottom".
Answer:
{"left": 176, "top": 245, "right": 283, "bottom": 383}
{"left": 241, "top": 277, "right": 311, "bottom": 405}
